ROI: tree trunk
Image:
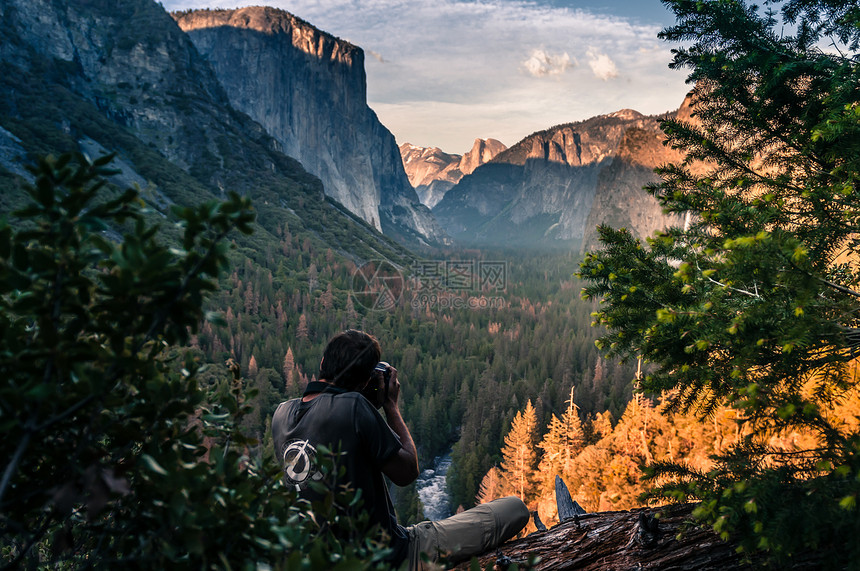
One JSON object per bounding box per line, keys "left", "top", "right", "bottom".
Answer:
{"left": 454, "top": 503, "right": 824, "bottom": 570}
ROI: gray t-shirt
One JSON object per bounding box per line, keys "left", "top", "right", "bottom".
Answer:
{"left": 271, "top": 385, "right": 408, "bottom": 562}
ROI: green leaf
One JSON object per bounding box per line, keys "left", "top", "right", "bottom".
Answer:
{"left": 141, "top": 454, "right": 169, "bottom": 476}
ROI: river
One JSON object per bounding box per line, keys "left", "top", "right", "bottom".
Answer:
{"left": 416, "top": 453, "right": 452, "bottom": 521}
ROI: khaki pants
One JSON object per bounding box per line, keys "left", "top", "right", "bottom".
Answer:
{"left": 405, "top": 496, "right": 529, "bottom": 570}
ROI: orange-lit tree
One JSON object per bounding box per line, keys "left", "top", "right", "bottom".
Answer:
{"left": 499, "top": 400, "right": 539, "bottom": 503}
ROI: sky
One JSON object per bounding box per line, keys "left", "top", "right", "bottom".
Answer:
{"left": 161, "top": 0, "right": 692, "bottom": 153}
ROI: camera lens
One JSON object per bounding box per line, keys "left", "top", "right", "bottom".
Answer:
{"left": 374, "top": 361, "right": 390, "bottom": 373}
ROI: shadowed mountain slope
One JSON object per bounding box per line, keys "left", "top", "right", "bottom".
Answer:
{"left": 0, "top": 0, "right": 412, "bottom": 264}
{"left": 433, "top": 107, "right": 687, "bottom": 249}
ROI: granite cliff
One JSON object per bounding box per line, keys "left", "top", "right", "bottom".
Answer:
{"left": 173, "top": 7, "right": 445, "bottom": 245}
{"left": 1, "top": 0, "right": 244, "bottom": 173}
{"left": 399, "top": 138, "right": 506, "bottom": 208}
{"left": 0, "top": 0, "right": 411, "bottom": 263}
{"left": 432, "top": 107, "right": 685, "bottom": 249}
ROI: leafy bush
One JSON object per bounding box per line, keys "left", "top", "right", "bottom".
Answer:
{"left": 0, "top": 153, "right": 389, "bottom": 568}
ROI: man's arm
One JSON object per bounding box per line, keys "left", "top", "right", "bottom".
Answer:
{"left": 380, "top": 368, "right": 419, "bottom": 486}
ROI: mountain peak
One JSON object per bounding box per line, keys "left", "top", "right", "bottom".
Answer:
{"left": 399, "top": 138, "right": 507, "bottom": 208}
{"left": 605, "top": 109, "right": 644, "bottom": 120}
{"left": 432, "top": 98, "right": 688, "bottom": 247}
{"left": 459, "top": 138, "right": 507, "bottom": 175}
{"left": 174, "top": 6, "right": 362, "bottom": 68}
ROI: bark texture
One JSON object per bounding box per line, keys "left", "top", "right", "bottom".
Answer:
{"left": 455, "top": 503, "right": 823, "bottom": 570}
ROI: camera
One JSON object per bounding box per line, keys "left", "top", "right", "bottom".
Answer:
{"left": 361, "top": 361, "right": 392, "bottom": 408}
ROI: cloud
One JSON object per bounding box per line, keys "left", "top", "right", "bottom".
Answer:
{"left": 586, "top": 48, "right": 619, "bottom": 81}
{"left": 367, "top": 49, "right": 388, "bottom": 64}
{"left": 161, "top": 0, "right": 687, "bottom": 150}
{"left": 522, "top": 49, "right": 574, "bottom": 77}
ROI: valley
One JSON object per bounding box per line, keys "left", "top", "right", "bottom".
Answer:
{"left": 0, "top": 0, "right": 673, "bottom": 525}
{"left": 3, "top": 0, "right": 858, "bottom": 567}
{"left": 0, "top": 0, "right": 806, "bottom": 549}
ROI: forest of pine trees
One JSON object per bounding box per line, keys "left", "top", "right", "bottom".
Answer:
{"left": 193, "top": 230, "right": 860, "bottom": 527}
{"left": 183, "top": 235, "right": 642, "bottom": 520}
{"left": 5, "top": 0, "right": 856, "bottom": 565}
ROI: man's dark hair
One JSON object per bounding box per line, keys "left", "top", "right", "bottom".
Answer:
{"left": 319, "top": 330, "right": 381, "bottom": 390}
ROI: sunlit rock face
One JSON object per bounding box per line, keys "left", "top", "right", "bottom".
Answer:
{"left": 459, "top": 138, "right": 508, "bottom": 177}
{"left": 174, "top": 7, "right": 446, "bottom": 245}
{"left": 432, "top": 106, "right": 687, "bottom": 249}
{"left": 399, "top": 138, "right": 506, "bottom": 208}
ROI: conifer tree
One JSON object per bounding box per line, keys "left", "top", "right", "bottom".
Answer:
{"left": 244, "top": 282, "right": 257, "bottom": 315}
{"left": 345, "top": 295, "right": 358, "bottom": 326}
{"left": 559, "top": 388, "right": 586, "bottom": 467}
{"left": 591, "top": 411, "right": 614, "bottom": 440}
{"left": 321, "top": 282, "right": 334, "bottom": 312}
{"left": 499, "top": 400, "right": 539, "bottom": 502}
{"left": 308, "top": 263, "right": 319, "bottom": 292}
{"left": 537, "top": 414, "right": 568, "bottom": 494}
{"left": 296, "top": 313, "right": 309, "bottom": 339}
{"left": 538, "top": 388, "right": 584, "bottom": 495}
{"left": 476, "top": 466, "right": 504, "bottom": 504}
{"left": 580, "top": 0, "right": 860, "bottom": 564}
{"left": 283, "top": 346, "right": 296, "bottom": 391}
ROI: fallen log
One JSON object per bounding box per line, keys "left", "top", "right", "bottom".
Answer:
{"left": 454, "top": 503, "right": 824, "bottom": 570}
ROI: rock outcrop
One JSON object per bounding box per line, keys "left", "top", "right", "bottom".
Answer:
{"left": 580, "top": 124, "right": 684, "bottom": 251}
{"left": 432, "top": 107, "right": 685, "bottom": 249}
{"left": 173, "top": 7, "right": 446, "bottom": 245}
{"left": 459, "top": 138, "right": 507, "bottom": 176}
{"left": 400, "top": 138, "right": 506, "bottom": 208}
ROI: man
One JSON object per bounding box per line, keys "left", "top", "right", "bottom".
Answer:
{"left": 272, "top": 330, "right": 529, "bottom": 569}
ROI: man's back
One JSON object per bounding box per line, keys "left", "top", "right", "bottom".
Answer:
{"left": 271, "top": 388, "right": 409, "bottom": 560}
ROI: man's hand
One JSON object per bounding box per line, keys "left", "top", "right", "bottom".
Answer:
{"left": 380, "top": 366, "right": 419, "bottom": 486}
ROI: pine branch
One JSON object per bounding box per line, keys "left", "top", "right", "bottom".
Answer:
{"left": 817, "top": 276, "right": 860, "bottom": 299}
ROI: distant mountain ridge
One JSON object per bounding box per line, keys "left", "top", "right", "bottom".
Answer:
{"left": 432, "top": 106, "right": 687, "bottom": 249}
{"left": 173, "top": 6, "right": 446, "bottom": 246}
{"left": 400, "top": 138, "right": 507, "bottom": 208}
